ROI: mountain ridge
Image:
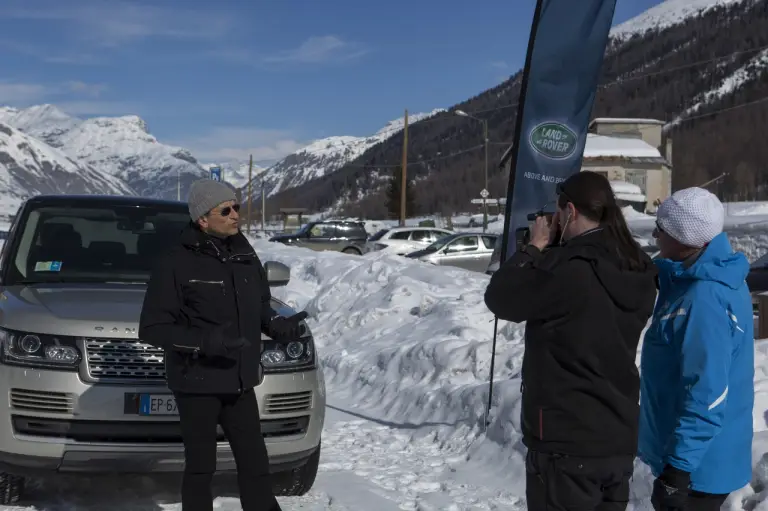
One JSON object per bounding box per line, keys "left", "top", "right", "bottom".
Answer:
{"left": 264, "top": 0, "right": 768, "bottom": 218}
{"left": 0, "top": 104, "right": 206, "bottom": 200}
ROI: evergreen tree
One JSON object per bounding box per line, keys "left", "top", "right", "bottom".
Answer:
{"left": 385, "top": 167, "right": 415, "bottom": 220}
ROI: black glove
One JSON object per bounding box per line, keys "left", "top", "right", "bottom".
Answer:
{"left": 651, "top": 465, "right": 690, "bottom": 511}
{"left": 269, "top": 312, "right": 308, "bottom": 342}
{"left": 202, "top": 323, "right": 250, "bottom": 358}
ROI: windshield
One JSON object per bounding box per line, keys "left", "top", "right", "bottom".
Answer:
{"left": 368, "top": 229, "right": 390, "bottom": 241}
{"left": 424, "top": 234, "right": 459, "bottom": 252}
{"left": 6, "top": 202, "right": 189, "bottom": 285}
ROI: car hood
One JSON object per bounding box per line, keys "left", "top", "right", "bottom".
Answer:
{"left": 0, "top": 283, "right": 296, "bottom": 338}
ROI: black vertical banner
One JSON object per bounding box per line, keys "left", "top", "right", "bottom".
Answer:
{"left": 500, "top": 0, "right": 618, "bottom": 263}
{"left": 486, "top": 0, "right": 618, "bottom": 425}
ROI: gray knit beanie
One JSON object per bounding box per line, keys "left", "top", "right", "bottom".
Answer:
{"left": 187, "top": 179, "right": 237, "bottom": 221}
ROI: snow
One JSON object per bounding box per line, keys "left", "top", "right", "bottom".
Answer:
{"left": 672, "top": 48, "right": 768, "bottom": 125}
{"left": 610, "top": 0, "right": 748, "bottom": 40}
{"left": 0, "top": 104, "right": 207, "bottom": 199}
{"left": 1, "top": 211, "right": 768, "bottom": 509}
{"left": 0, "top": 122, "right": 135, "bottom": 216}
{"left": 583, "top": 133, "right": 663, "bottom": 159}
{"left": 200, "top": 161, "right": 267, "bottom": 190}
{"left": 245, "top": 109, "right": 445, "bottom": 199}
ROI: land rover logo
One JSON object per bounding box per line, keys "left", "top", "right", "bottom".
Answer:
{"left": 529, "top": 122, "right": 578, "bottom": 159}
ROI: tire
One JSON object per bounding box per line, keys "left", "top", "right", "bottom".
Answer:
{"left": 0, "top": 473, "right": 24, "bottom": 504}
{"left": 342, "top": 247, "right": 361, "bottom": 255}
{"left": 272, "top": 444, "right": 321, "bottom": 497}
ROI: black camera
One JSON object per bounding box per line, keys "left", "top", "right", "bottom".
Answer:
{"left": 515, "top": 210, "right": 560, "bottom": 252}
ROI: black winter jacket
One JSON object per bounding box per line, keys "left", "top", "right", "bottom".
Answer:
{"left": 485, "top": 228, "right": 657, "bottom": 457}
{"left": 138, "top": 224, "right": 277, "bottom": 394}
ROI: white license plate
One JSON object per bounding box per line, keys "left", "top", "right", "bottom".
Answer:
{"left": 139, "top": 394, "right": 178, "bottom": 416}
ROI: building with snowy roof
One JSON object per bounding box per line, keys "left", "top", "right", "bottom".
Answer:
{"left": 499, "top": 118, "right": 672, "bottom": 213}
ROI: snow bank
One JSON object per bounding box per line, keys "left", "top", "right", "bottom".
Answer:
{"left": 252, "top": 233, "right": 768, "bottom": 510}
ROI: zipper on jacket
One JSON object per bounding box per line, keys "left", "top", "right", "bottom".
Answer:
{"left": 539, "top": 407, "right": 544, "bottom": 440}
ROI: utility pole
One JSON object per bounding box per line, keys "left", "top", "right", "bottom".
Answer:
{"left": 483, "top": 119, "right": 489, "bottom": 233}
{"left": 399, "top": 109, "right": 408, "bottom": 226}
{"left": 261, "top": 175, "right": 266, "bottom": 232}
{"left": 455, "top": 109, "right": 489, "bottom": 232}
{"left": 246, "top": 154, "right": 253, "bottom": 235}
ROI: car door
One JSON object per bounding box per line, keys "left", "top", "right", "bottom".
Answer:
{"left": 302, "top": 223, "right": 338, "bottom": 252}
{"left": 438, "top": 235, "right": 482, "bottom": 271}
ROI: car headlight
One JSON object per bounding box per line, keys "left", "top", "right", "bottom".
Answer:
{"left": 0, "top": 328, "right": 81, "bottom": 370}
{"left": 260, "top": 325, "right": 315, "bottom": 373}
{"left": 374, "top": 243, "right": 387, "bottom": 251}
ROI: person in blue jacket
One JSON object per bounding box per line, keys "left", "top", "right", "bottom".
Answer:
{"left": 639, "top": 187, "right": 754, "bottom": 511}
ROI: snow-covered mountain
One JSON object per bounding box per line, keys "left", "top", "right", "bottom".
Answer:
{"left": 0, "top": 105, "right": 206, "bottom": 200}
{"left": 609, "top": 0, "right": 747, "bottom": 39}
{"left": 201, "top": 161, "right": 267, "bottom": 190}
{"left": 0, "top": 122, "right": 135, "bottom": 216}
{"left": 243, "top": 108, "right": 445, "bottom": 199}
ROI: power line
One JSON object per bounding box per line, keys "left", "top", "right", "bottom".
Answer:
{"left": 246, "top": 43, "right": 768, "bottom": 190}
{"left": 342, "top": 144, "right": 484, "bottom": 169}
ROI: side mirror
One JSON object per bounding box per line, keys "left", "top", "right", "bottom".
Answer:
{"left": 265, "top": 261, "right": 290, "bottom": 287}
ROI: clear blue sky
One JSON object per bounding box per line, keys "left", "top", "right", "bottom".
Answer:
{"left": 0, "top": 0, "right": 662, "bottom": 164}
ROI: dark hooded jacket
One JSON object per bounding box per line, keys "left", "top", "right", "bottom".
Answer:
{"left": 139, "top": 223, "right": 276, "bottom": 394}
{"left": 485, "top": 228, "right": 657, "bottom": 457}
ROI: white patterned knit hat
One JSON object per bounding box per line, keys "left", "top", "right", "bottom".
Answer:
{"left": 656, "top": 187, "right": 725, "bottom": 248}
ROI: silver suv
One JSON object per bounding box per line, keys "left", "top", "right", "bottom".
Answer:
{"left": 0, "top": 195, "right": 325, "bottom": 504}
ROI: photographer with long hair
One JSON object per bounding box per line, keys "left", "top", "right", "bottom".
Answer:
{"left": 485, "top": 171, "right": 657, "bottom": 511}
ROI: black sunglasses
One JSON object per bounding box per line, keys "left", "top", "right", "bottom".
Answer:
{"left": 219, "top": 204, "right": 241, "bottom": 217}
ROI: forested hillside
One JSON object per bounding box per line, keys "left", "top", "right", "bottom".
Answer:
{"left": 267, "top": 0, "right": 768, "bottom": 218}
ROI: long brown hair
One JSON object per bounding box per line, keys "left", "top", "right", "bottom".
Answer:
{"left": 557, "top": 171, "right": 648, "bottom": 271}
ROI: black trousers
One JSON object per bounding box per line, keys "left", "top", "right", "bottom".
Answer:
{"left": 525, "top": 450, "right": 634, "bottom": 511}
{"left": 663, "top": 491, "right": 729, "bottom": 511}
{"left": 175, "top": 389, "right": 281, "bottom": 511}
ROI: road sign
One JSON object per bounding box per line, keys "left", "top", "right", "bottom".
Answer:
{"left": 471, "top": 198, "right": 500, "bottom": 204}
{"left": 210, "top": 166, "right": 222, "bottom": 182}
{"left": 480, "top": 188, "right": 489, "bottom": 198}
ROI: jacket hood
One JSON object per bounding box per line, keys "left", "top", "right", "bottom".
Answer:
{"left": 564, "top": 228, "right": 658, "bottom": 312}
{"left": 655, "top": 232, "right": 748, "bottom": 290}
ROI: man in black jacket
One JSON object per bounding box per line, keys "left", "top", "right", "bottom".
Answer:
{"left": 485, "top": 172, "right": 657, "bottom": 511}
{"left": 139, "top": 179, "right": 305, "bottom": 511}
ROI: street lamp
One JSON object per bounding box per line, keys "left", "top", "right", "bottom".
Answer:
{"left": 455, "top": 110, "right": 489, "bottom": 232}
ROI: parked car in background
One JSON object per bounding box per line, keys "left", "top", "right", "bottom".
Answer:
{"left": 406, "top": 232, "right": 498, "bottom": 273}
{"left": 269, "top": 220, "right": 368, "bottom": 255}
{"left": 0, "top": 195, "right": 325, "bottom": 504}
{"left": 364, "top": 227, "right": 453, "bottom": 255}
{"left": 485, "top": 233, "right": 658, "bottom": 275}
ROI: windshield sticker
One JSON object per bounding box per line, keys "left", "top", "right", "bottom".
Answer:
{"left": 34, "top": 261, "right": 62, "bottom": 272}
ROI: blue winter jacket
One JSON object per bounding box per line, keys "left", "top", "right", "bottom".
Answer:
{"left": 638, "top": 232, "right": 754, "bottom": 495}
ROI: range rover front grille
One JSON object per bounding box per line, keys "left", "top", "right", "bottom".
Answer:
{"left": 84, "top": 338, "right": 166, "bottom": 382}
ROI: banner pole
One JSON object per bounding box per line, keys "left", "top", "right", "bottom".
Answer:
{"left": 485, "top": 0, "right": 619, "bottom": 428}
{"left": 485, "top": 0, "right": 545, "bottom": 429}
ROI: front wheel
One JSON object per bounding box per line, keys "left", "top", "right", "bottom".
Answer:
{"left": 0, "top": 473, "right": 24, "bottom": 504}
{"left": 272, "top": 444, "right": 320, "bottom": 497}
{"left": 342, "top": 247, "right": 361, "bottom": 255}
